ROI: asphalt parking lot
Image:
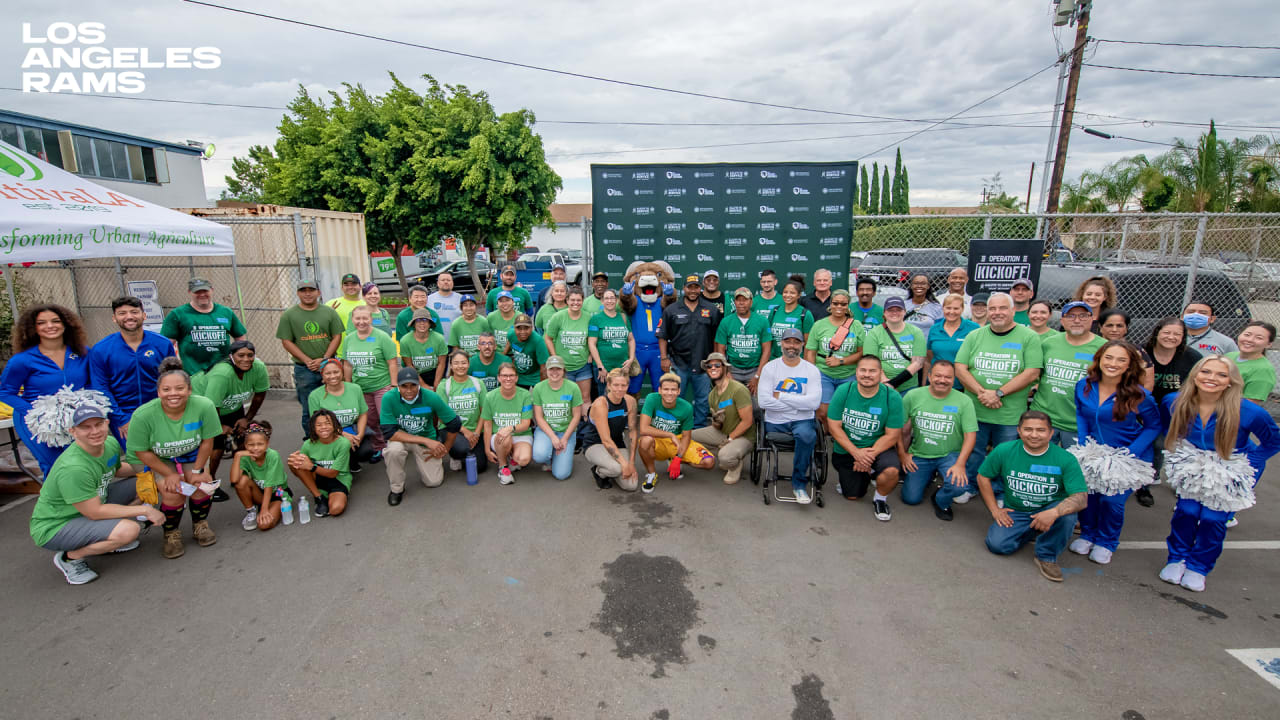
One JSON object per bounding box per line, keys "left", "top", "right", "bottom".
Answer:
{"left": 1, "top": 392, "right": 1278, "bottom": 719}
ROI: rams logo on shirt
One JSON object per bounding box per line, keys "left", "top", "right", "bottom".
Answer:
{"left": 144, "top": 350, "right": 155, "bottom": 357}
{"left": 774, "top": 377, "right": 807, "bottom": 394}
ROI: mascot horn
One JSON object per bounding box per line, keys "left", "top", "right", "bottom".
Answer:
{"left": 620, "top": 261, "right": 676, "bottom": 393}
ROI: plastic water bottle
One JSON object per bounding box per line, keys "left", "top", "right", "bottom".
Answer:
{"left": 465, "top": 453, "right": 478, "bottom": 485}
{"left": 280, "top": 490, "right": 294, "bottom": 526}
{"left": 298, "top": 495, "right": 311, "bottom": 524}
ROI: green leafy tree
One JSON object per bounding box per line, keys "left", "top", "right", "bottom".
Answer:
{"left": 1061, "top": 177, "right": 1107, "bottom": 213}
{"left": 880, "top": 166, "right": 891, "bottom": 216}
{"left": 220, "top": 145, "right": 278, "bottom": 203}
{"left": 851, "top": 168, "right": 859, "bottom": 212}
{"left": 859, "top": 165, "right": 870, "bottom": 211}
{"left": 899, "top": 165, "right": 910, "bottom": 214}
{"left": 891, "top": 149, "right": 903, "bottom": 214}
{"left": 868, "top": 162, "right": 879, "bottom": 215}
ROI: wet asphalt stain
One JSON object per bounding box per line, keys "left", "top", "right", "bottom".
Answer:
{"left": 809, "top": 526, "right": 829, "bottom": 536}
{"left": 1138, "top": 583, "right": 1228, "bottom": 620}
{"left": 651, "top": 711, "right": 670, "bottom": 720}
{"left": 1122, "top": 711, "right": 1147, "bottom": 720}
{"left": 609, "top": 494, "right": 676, "bottom": 540}
{"left": 791, "top": 673, "right": 835, "bottom": 720}
{"left": 697, "top": 634, "right": 717, "bottom": 651}
{"left": 592, "top": 552, "right": 699, "bottom": 678}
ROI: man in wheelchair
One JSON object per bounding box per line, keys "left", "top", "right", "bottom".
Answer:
{"left": 756, "top": 328, "right": 823, "bottom": 504}
{"left": 826, "top": 354, "right": 904, "bottom": 521}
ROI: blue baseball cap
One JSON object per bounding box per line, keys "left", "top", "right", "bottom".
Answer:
{"left": 1061, "top": 301, "right": 1093, "bottom": 316}
{"left": 551, "top": 262, "right": 566, "bottom": 270}
{"left": 497, "top": 290, "right": 514, "bottom": 300}
{"left": 72, "top": 404, "right": 108, "bottom": 426}
{"left": 460, "top": 294, "right": 477, "bottom": 305}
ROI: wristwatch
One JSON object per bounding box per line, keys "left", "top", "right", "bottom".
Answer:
{"left": 190, "top": 468, "right": 206, "bottom": 476}
{"left": 310, "top": 462, "right": 318, "bottom": 472}
{"left": 995, "top": 389, "right": 1006, "bottom": 399}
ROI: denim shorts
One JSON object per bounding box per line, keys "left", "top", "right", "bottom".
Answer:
{"left": 565, "top": 365, "right": 594, "bottom": 382}
{"left": 820, "top": 373, "right": 854, "bottom": 404}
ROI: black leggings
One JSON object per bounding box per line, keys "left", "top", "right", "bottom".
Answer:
{"left": 350, "top": 428, "right": 378, "bottom": 469}
{"left": 448, "top": 433, "right": 489, "bottom": 474}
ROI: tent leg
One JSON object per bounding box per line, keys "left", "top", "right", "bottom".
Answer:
{"left": 4, "top": 267, "right": 17, "bottom": 322}
{"left": 114, "top": 258, "right": 126, "bottom": 295}
{"left": 231, "top": 253, "right": 247, "bottom": 322}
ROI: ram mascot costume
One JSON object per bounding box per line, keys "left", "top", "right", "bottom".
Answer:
{"left": 620, "top": 260, "right": 677, "bottom": 393}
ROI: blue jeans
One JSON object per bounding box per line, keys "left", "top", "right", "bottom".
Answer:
{"left": 674, "top": 365, "right": 711, "bottom": 428}
{"left": 764, "top": 419, "right": 817, "bottom": 488}
{"left": 1052, "top": 428, "right": 1078, "bottom": 448}
{"left": 532, "top": 427, "right": 577, "bottom": 480}
{"left": 293, "top": 364, "right": 324, "bottom": 433}
{"left": 903, "top": 451, "right": 960, "bottom": 506}
{"left": 985, "top": 500, "right": 1078, "bottom": 562}
{"left": 1079, "top": 489, "right": 1131, "bottom": 552}
{"left": 1167, "top": 497, "right": 1231, "bottom": 575}
{"left": 965, "top": 421, "right": 1019, "bottom": 497}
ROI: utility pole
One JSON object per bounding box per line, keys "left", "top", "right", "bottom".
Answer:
{"left": 1025, "top": 162, "right": 1035, "bottom": 213}
{"left": 1044, "top": 1, "right": 1091, "bottom": 215}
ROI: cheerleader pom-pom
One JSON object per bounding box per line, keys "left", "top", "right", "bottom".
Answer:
{"left": 1067, "top": 439, "right": 1154, "bottom": 496}
{"left": 1164, "top": 440, "right": 1257, "bottom": 513}
{"left": 23, "top": 386, "right": 111, "bottom": 448}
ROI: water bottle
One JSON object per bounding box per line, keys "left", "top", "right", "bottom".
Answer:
{"left": 280, "top": 489, "right": 294, "bottom": 526}
{"left": 298, "top": 495, "right": 311, "bottom": 524}
{"left": 465, "top": 452, "right": 478, "bottom": 485}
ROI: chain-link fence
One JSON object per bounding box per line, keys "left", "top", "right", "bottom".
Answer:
{"left": 12, "top": 215, "right": 317, "bottom": 388}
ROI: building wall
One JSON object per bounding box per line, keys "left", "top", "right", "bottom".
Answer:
{"left": 528, "top": 223, "right": 584, "bottom": 252}
{"left": 94, "top": 151, "right": 210, "bottom": 208}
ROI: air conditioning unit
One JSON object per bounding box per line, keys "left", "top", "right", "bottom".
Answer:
{"left": 1053, "top": 0, "right": 1076, "bottom": 26}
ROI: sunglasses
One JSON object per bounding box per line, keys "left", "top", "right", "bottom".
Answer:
{"left": 706, "top": 362, "right": 724, "bottom": 369}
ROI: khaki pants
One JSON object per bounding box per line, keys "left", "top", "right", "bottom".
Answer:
{"left": 584, "top": 444, "right": 639, "bottom": 492}
{"left": 384, "top": 441, "right": 444, "bottom": 492}
{"left": 691, "top": 426, "right": 754, "bottom": 470}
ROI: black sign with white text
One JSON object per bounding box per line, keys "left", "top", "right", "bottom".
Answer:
{"left": 966, "top": 239, "right": 1044, "bottom": 295}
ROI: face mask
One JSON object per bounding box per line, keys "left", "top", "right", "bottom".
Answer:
{"left": 1182, "top": 313, "right": 1210, "bottom": 330}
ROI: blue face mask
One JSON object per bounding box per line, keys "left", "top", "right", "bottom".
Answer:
{"left": 1182, "top": 312, "right": 1210, "bottom": 330}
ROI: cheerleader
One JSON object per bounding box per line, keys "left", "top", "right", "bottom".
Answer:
{"left": 1158, "top": 355, "right": 1280, "bottom": 592}
{"left": 1067, "top": 341, "right": 1161, "bottom": 565}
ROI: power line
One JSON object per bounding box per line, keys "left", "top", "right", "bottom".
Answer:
{"left": 1075, "top": 110, "right": 1280, "bottom": 132}
{"left": 1095, "top": 38, "right": 1280, "bottom": 51}
{"left": 1, "top": 87, "right": 286, "bottom": 110}
{"left": 1084, "top": 63, "right": 1280, "bottom": 80}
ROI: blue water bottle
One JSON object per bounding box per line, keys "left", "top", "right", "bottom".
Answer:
{"left": 465, "top": 452, "right": 478, "bottom": 485}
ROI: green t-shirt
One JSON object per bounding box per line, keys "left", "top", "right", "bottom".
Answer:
{"left": 394, "top": 306, "right": 442, "bottom": 342}
{"left": 30, "top": 438, "right": 123, "bottom": 546}
{"left": 978, "top": 440, "right": 1086, "bottom": 513}
{"left": 640, "top": 393, "right": 694, "bottom": 435}
{"left": 481, "top": 387, "right": 534, "bottom": 436}
{"left": 350, "top": 306, "right": 393, "bottom": 335}
{"left": 237, "top": 448, "right": 287, "bottom": 491}
{"left": 327, "top": 296, "right": 365, "bottom": 330}
{"left": 191, "top": 359, "right": 269, "bottom": 416}
{"left": 339, "top": 328, "right": 399, "bottom": 393}
{"left": 545, "top": 309, "right": 592, "bottom": 371}
{"left": 1013, "top": 309, "right": 1030, "bottom": 326}
{"left": 1227, "top": 352, "right": 1277, "bottom": 401}
{"left": 582, "top": 294, "right": 605, "bottom": 317}
{"left": 379, "top": 388, "right": 458, "bottom": 440}
{"left": 589, "top": 311, "right": 631, "bottom": 370}
{"left": 486, "top": 311, "right": 518, "bottom": 354}
{"left": 276, "top": 304, "right": 345, "bottom": 364}
{"left": 486, "top": 286, "right": 535, "bottom": 315}
{"left": 439, "top": 375, "right": 486, "bottom": 431}
{"left": 468, "top": 353, "right": 512, "bottom": 392}
{"left": 446, "top": 315, "right": 491, "bottom": 355}
{"left": 863, "top": 324, "right": 927, "bottom": 391}
{"left": 853, "top": 303, "right": 884, "bottom": 329}
{"left": 767, "top": 305, "right": 816, "bottom": 347}
{"left": 955, "top": 324, "right": 1045, "bottom": 426}
{"left": 805, "top": 316, "right": 866, "bottom": 380}
{"left": 160, "top": 303, "right": 248, "bottom": 375}
{"left": 709, "top": 379, "right": 755, "bottom": 441}
{"left": 398, "top": 331, "right": 448, "bottom": 376}
{"left": 752, "top": 293, "right": 784, "bottom": 321}
{"left": 715, "top": 313, "right": 773, "bottom": 369}
{"left": 308, "top": 382, "right": 368, "bottom": 431}
{"left": 535, "top": 303, "right": 566, "bottom": 333}
{"left": 902, "top": 387, "right": 978, "bottom": 458}
{"left": 505, "top": 329, "right": 550, "bottom": 386}
{"left": 125, "top": 395, "right": 222, "bottom": 463}
{"left": 1029, "top": 334, "right": 1106, "bottom": 431}
{"left": 531, "top": 379, "right": 584, "bottom": 434}
{"left": 829, "top": 382, "right": 904, "bottom": 452}
{"left": 301, "top": 438, "right": 352, "bottom": 491}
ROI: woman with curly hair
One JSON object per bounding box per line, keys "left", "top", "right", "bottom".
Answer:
{"left": 0, "top": 304, "right": 91, "bottom": 475}
{"left": 1072, "top": 275, "right": 1118, "bottom": 325}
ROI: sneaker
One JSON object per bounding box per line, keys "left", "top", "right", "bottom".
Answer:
{"left": 1180, "top": 569, "right": 1207, "bottom": 592}
{"left": 211, "top": 487, "right": 231, "bottom": 503}
{"left": 313, "top": 496, "right": 329, "bottom": 518}
{"left": 449, "top": 458, "right": 462, "bottom": 472}
{"left": 835, "top": 481, "right": 843, "bottom": 496}
{"left": 591, "top": 468, "right": 613, "bottom": 490}
{"left": 241, "top": 507, "right": 259, "bottom": 531}
{"left": 1034, "top": 558, "right": 1064, "bottom": 583}
{"left": 369, "top": 450, "right": 384, "bottom": 465}
{"left": 1068, "top": 538, "right": 1094, "bottom": 556}
{"left": 498, "top": 468, "right": 515, "bottom": 486}
{"left": 541, "top": 464, "right": 551, "bottom": 473}
{"left": 641, "top": 473, "right": 657, "bottom": 494}
{"left": 953, "top": 491, "right": 976, "bottom": 505}
{"left": 1135, "top": 486, "right": 1154, "bottom": 507}
{"left": 53, "top": 552, "right": 98, "bottom": 585}
{"left": 192, "top": 520, "right": 217, "bottom": 547}
{"left": 350, "top": 462, "right": 363, "bottom": 474}
{"left": 1158, "top": 561, "right": 1186, "bottom": 585}
{"left": 794, "top": 484, "right": 812, "bottom": 505}
{"left": 931, "top": 488, "right": 953, "bottom": 521}
{"left": 872, "top": 499, "right": 892, "bottom": 522}
{"left": 162, "top": 529, "right": 185, "bottom": 559}
{"left": 1088, "top": 546, "right": 1113, "bottom": 565}
{"left": 1226, "top": 517, "right": 1239, "bottom": 529}
{"left": 111, "top": 539, "right": 140, "bottom": 553}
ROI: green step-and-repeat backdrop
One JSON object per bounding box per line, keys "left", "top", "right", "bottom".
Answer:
{"left": 590, "top": 162, "right": 856, "bottom": 288}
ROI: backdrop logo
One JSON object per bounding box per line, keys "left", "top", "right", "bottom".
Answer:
{"left": 697, "top": 253, "right": 715, "bottom": 262}
{"left": 790, "top": 254, "right": 809, "bottom": 262}
{"left": 606, "top": 222, "right": 623, "bottom": 230}
{"left": 607, "top": 253, "right": 624, "bottom": 262}
{"left": 0, "top": 144, "right": 43, "bottom": 181}
{"left": 21, "top": 22, "right": 221, "bottom": 94}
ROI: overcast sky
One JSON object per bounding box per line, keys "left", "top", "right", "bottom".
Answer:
{"left": 5, "top": 0, "right": 1279, "bottom": 208}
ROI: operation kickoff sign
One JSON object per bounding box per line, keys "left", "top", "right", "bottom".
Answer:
{"left": 591, "top": 162, "right": 856, "bottom": 287}
{"left": 966, "top": 239, "right": 1044, "bottom": 295}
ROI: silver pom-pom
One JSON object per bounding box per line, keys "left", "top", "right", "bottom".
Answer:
{"left": 1067, "top": 438, "right": 1155, "bottom": 496}
{"left": 23, "top": 386, "right": 111, "bottom": 448}
{"left": 1164, "top": 440, "right": 1257, "bottom": 512}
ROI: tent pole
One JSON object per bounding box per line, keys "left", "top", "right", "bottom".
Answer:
{"left": 4, "top": 267, "right": 17, "bottom": 322}
{"left": 113, "top": 258, "right": 126, "bottom": 295}
{"left": 230, "top": 253, "right": 247, "bottom": 322}
{"left": 69, "top": 264, "right": 82, "bottom": 316}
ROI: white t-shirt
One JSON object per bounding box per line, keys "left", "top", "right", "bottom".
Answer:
{"left": 428, "top": 291, "right": 463, "bottom": 337}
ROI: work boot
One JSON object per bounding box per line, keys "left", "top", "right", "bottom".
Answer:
{"left": 723, "top": 463, "right": 743, "bottom": 485}
{"left": 162, "top": 529, "right": 185, "bottom": 559}
{"left": 192, "top": 520, "right": 217, "bottom": 547}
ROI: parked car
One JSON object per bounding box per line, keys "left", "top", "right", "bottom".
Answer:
{"left": 856, "top": 248, "right": 967, "bottom": 292}
{"left": 1226, "top": 261, "right": 1280, "bottom": 301}
{"left": 413, "top": 258, "right": 497, "bottom": 295}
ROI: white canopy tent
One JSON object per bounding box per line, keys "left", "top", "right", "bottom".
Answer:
{"left": 0, "top": 139, "right": 234, "bottom": 318}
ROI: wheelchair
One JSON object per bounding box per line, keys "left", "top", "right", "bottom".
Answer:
{"left": 749, "top": 409, "right": 829, "bottom": 506}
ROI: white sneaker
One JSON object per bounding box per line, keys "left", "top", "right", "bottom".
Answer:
{"left": 449, "top": 458, "right": 462, "bottom": 471}
{"left": 794, "top": 486, "right": 812, "bottom": 504}
{"left": 1088, "top": 546, "right": 1113, "bottom": 565}
{"left": 953, "top": 491, "right": 976, "bottom": 505}
{"left": 53, "top": 552, "right": 98, "bottom": 585}
{"left": 241, "top": 507, "right": 259, "bottom": 531}
{"left": 1159, "top": 561, "right": 1186, "bottom": 585}
{"left": 1226, "top": 517, "right": 1239, "bottom": 528}
{"left": 1180, "top": 570, "right": 1207, "bottom": 592}
{"left": 641, "top": 473, "right": 657, "bottom": 494}
{"left": 111, "top": 540, "right": 140, "bottom": 553}
{"left": 498, "top": 468, "right": 515, "bottom": 485}
{"left": 541, "top": 464, "right": 551, "bottom": 473}
{"left": 1068, "top": 538, "right": 1094, "bottom": 556}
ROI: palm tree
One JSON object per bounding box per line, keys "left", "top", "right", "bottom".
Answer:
{"left": 1059, "top": 177, "right": 1107, "bottom": 213}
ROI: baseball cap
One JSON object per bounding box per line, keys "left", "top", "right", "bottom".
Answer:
{"left": 71, "top": 404, "right": 108, "bottom": 426}
{"left": 411, "top": 308, "right": 434, "bottom": 324}
{"left": 1012, "top": 277, "right": 1035, "bottom": 291}
{"left": 188, "top": 276, "right": 212, "bottom": 292}
{"left": 341, "top": 273, "right": 360, "bottom": 284}
{"left": 501, "top": 264, "right": 517, "bottom": 274}
{"left": 685, "top": 274, "right": 702, "bottom": 286}
{"left": 883, "top": 297, "right": 907, "bottom": 311}
{"left": 971, "top": 292, "right": 991, "bottom": 305}
{"left": 780, "top": 328, "right": 804, "bottom": 342}
{"left": 593, "top": 270, "right": 609, "bottom": 280}
{"left": 497, "top": 290, "right": 514, "bottom": 301}
{"left": 733, "top": 287, "right": 753, "bottom": 300}
{"left": 703, "top": 269, "right": 720, "bottom": 279}
{"left": 297, "top": 278, "right": 318, "bottom": 290}
{"left": 700, "top": 352, "right": 728, "bottom": 370}
{"left": 545, "top": 355, "right": 566, "bottom": 370}
{"left": 396, "top": 367, "right": 421, "bottom": 386}
{"left": 459, "top": 294, "right": 477, "bottom": 306}
{"left": 551, "top": 262, "right": 566, "bottom": 270}
{"left": 1061, "top": 301, "right": 1093, "bottom": 316}
{"left": 514, "top": 313, "right": 533, "bottom": 328}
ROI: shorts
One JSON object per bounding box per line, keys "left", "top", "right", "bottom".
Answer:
{"left": 819, "top": 373, "right": 854, "bottom": 404}
{"left": 653, "top": 436, "right": 714, "bottom": 464}
{"left": 213, "top": 407, "right": 246, "bottom": 451}
{"left": 565, "top": 365, "right": 594, "bottom": 382}
{"left": 40, "top": 480, "right": 138, "bottom": 552}
{"left": 490, "top": 433, "right": 533, "bottom": 451}
{"left": 312, "top": 474, "right": 348, "bottom": 497}
{"left": 832, "top": 448, "right": 901, "bottom": 499}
